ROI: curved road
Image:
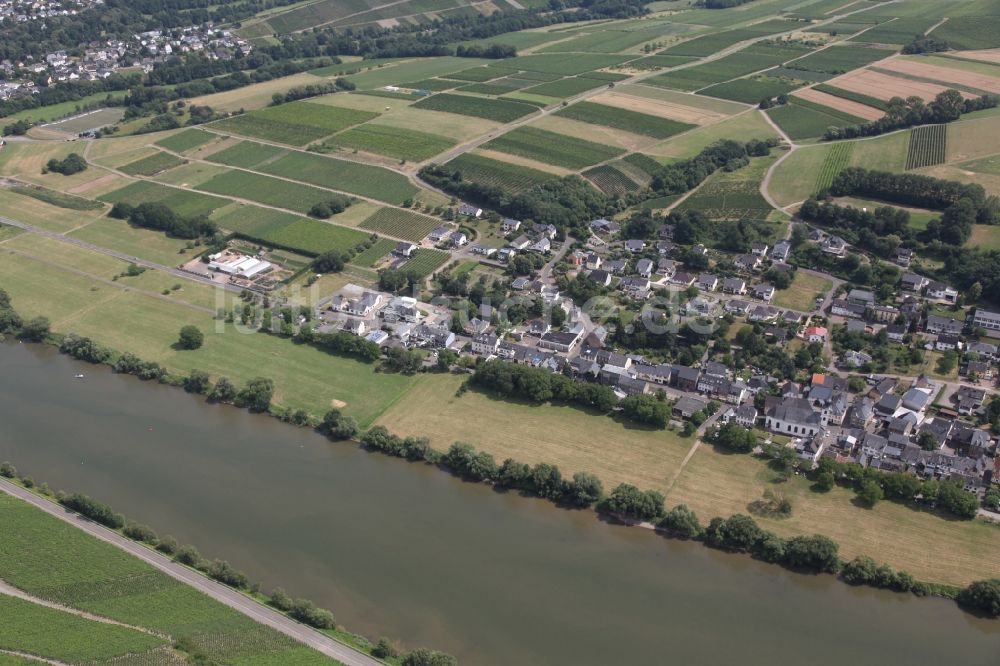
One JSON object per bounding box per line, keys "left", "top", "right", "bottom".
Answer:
{"left": 0, "top": 478, "right": 383, "bottom": 666}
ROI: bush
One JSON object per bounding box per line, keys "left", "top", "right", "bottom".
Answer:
{"left": 156, "top": 535, "right": 179, "bottom": 555}
{"left": 19, "top": 316, "right": 50, "bottom": 342}
{"left": 841, "top": 555, "right": 878, "bottom": 585}
{"left": 0, "top": 462, "right": 16, "bottom": 478}
{"left": 602, "top": 483, "right": 665, "bottom": 522}
{"left": 402, "top": 648, "right": 458, "bottom": 666}
{"left": 782, "top": 534, "right": 839, "bottom": 573}
{"left": 208, "top": 376, "right": 237, "bottom": 403}
{"left": 184, "top": 369, "right": 212, "bottom": 394}
{"left": 175, "top": 544, "right": 203, "bottom": 567}
{"left": 236, "top": 376, "right": 274, "bottom": 412}
{"left": 123, "top": 521, "right": 158, "bottom": 544}
{"left": 372, "top": 638, "right": 397, "bottom": 659}
{"left": 704, "top": 514, "right": 762, "bottom": 552}
{"left": 46, "top": 153, "right": 87, "bottom": 175}
{"left": 957, "top": 579, "right": 1000, "bottom": 617}
{"left": 289, "top": 598, "right": 336, "bottom": 629}
{"left": 59, "top": 493, "right": 124, "bottom": 529}
{"left": 206, "top": 559, "right": 249, "bottom": 589}
{"left": 269, "top": 588, "right": 294, "bottom": 611}
{"left": 658, "top": 504, "right": 703, "bottom": 538}
{"left": 177, "top": 325, "right": 204, "bottom": 350}
{"left": 319, "top": 409, "right": 359, "bottom": 440}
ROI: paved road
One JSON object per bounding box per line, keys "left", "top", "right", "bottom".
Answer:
{"left": 0, "top": 214, "right": 244, "bottom": 295}
{"left": 0, "top": 479, "right": 384, "bottom": 666}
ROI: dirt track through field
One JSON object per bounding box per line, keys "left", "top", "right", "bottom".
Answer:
{"left": 793, "top": 87, "right": 884, "bottom": 121}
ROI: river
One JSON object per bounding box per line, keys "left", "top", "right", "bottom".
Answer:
{"left": 1, "top": 341, "right": 998, "bottom": 665}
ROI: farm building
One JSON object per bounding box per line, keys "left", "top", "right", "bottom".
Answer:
{"left": 208, "top": 250, "right": 272, "bottom": 278}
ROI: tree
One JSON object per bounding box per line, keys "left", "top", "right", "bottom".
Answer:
{"left": 319, "top": 409, "right": 359, "bottom": 440}
{"left": 658, "top": 504, "right": 703, "bottom": 538}
{"left": 782, "top": 534, "right": 839, "bottom": 573}
{"left": 177, "top": 325, "right": 204, "bottom": 350}
{"left": 372, "top": 638, "right": 397, "bottom": 659}
{"left": 402, "top": 648, "right": 457, "bottom": 666}
{"left": 857, "top": 479, "right": 884, "bottom": 508}
{"left": 46, "top": 152, "right": 87, "bottom": 175}
{"left": 237, "top": 377, "right": 274, "bottom": 412}
{"left": 957, "top": 579, "right": 1000, "bottom": 617}
{"left": 620, "top": 393, "right": 670, "bottom": 427}
{"left": 814, "top": 471, "right": 835, "bottom": 492}
{"left": 603, "top": 483, "right": 664, "bottom": 522}
{"left": 269, "top": 588, "right": 293, "bottom": 611}
{"left": 184, "top": 369, "right": 211, "bottom": 394}
{"left": 313, "top": 250, "right": 345, "bottom": 273}
{"left": 564, "top": 472, "right": 604, "bottom": 507}
{"left": 19, "top": 316, "right": 50, "bottom": 342}
{"left": 841, "top": 555, "right": 878, "bottom": 585}
{"left": 208, "top": 376, "right": 236, "bottom": 403}
{"left": 712, "top": 422, "right": 756, "bottom": 453}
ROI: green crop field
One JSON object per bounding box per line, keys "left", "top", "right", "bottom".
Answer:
{"left": 858, "top": 17, "right": 942, "bottom": 44}
{"left": 447, "top": 153, "right": 555, "bottom": 193}
{"left": 8, "top": 185, "right": 104, "bottom": 211}
{"left": 646, "top": 42, "right": 812, "bottom": 91}
{"left": 117, "top": 151, "right": 187, "bottom": 176}
{"left": 621, "top": 153, "right": 663, "bottom": 177}
{"left": 351, "top": 237, "right": 398, "bottom": 266}
{"left": 196, "top": 169, "right": 342, "bottom": 215}
{"left": 401, "top": 248, "right": 450, "bottom": 277}
{"left": 905, "top": 124, "right": 948, "bottom": 170}
{"left": 212, "top": 101, "right": 378, "bottom": 146}
{"left": 155, "top": 128, "right": 217, "bottom": 153}
{"left": 555, "top": 101, "right": 695, "bottom": 139}
{"left": 403, "top": 78, "right": 459, "bottom": 91}
{"left": 482, "top": 126, "right": 624, "bottom": 169}
{"left": 699, "top": 76, "right": 801, "bottom": 104}
{"left": 257, "top": 151, "right": 418, "bottom": 204}
{"left": 212, "top": 204, "right": 301, "bottom": 236}
{"left": 583, "top": 164, "right": 639, "bottom": 196}
{"left": 458, "top": 81, "right": 527, "bottom": 96}
{"left": 812, "top": 84, "right": 889, "bottom": 111}
{"left": 537, "top": 25, "right": 689, "bottom": 54}
{"left": 0, "top": 493, "right": 339, "bottom": 665}
{"left": 659, "top": 20, "right": 798, "bottom": 56}
{"left": 815, "top": 141, "right": 855, "bottom": 192}
{"left": 358, "top": 207, "right": 441, "bottom": 241}
{"left": 766, "top": 100, "right": 862, "bottom": 140}
{"left": 204, "top": 140, "right": 289, "bottom": 168}
{"left": 443, "top": 66, "right": 503, "bottom": 82}
{"left": 99, "top": 180, "right": 228, "bottom": 218}
{"left": 256, "top": 216, "right": 371, "bottom": 255}
{"left": 784, "top": 45, "right": 895, "bottom": 75}
{"left": 929, "top": 16, "right": 1000, "bottom": 50}
{"left": 522, "top": 77, "right": 607, "bottom": 99}
{"left": 491, "top": 53, "right": 630, "bottom": 76}
{"left": 321, "top": 124, "right": 455, "bottom": 161}
{"left": 411, "top": 93, "right": 538, "bottom": 122}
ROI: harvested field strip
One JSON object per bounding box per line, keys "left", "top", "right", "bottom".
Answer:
{"left": 792, "top": 87, "right": 884, "bottom": 121}
{"left": 98, "top": 181, "right": 227, "bottom": 218}
{"left": 154, "top": 128, "right": 216, "bottom": 153}
{"left": 905, "top": 124, "right": 947, "bottom": 170}
{"left": 827, "top": 69, "right": 973, "bottom": 102}
{"left": 358, "top": 207, "right": 441, "bottom": 242}
{"left": 875, "top": 58, "right": 1000, "bottom": 94}
{"left": 321, "top": 124, "right": 455, "bottom": 161}
{"left": 117, "top": 152, "right": 187, "bottom": 177}
{"left": 195, "top": 169, "right": 344, "bottom": 215}
{"left": 554, "top": 101, "right": 694, "bottom": 139}
{"left": 411, "top": 93, "right": 538, "bottom": 122}
{"left": 867, "top": 67, "right": 988, "bottom": 97}
{"left": 447, "top": 153, "right": 556, "bottom": 193}
{"left": 815, "top": 142, "right": 854, "bottom": 192}
{"left": 203, "top": 140, "right": 288, "bottom": 169}
{"left": 482, "top": 126, "right": 624, "bottom": 169}
{"left": 589, "top": 90, "right": 728, "bottom": 125}
{"left": 583, "top": 164, "right": 639, "bottom": 196}
{"left": 257, "top": 151, "right": 419, "bottom": 204}
{"left": 813, "top": 84, "right": 890, "bottom": 111}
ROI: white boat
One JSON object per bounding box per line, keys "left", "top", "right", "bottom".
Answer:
{"left": 74, "top": 374, "right": 84, "bottom": 379}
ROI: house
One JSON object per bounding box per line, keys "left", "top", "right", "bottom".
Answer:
{"left": 831, "top": 299, "right": 866, "bottom": 319}
{"left": 734, "top": 254, "right": 761, "bottom": 271}
{"left": 509, "top": 235, "right": 531, "bottom": 251}
{"left": 427, "top": 226, "right": 452, "bottom": 242}
{"left": 771, "top": 240, "right": 791, "bottom": 263}
{"left": 636, "top": 363, "right": 674, "bottom": 385}
{"left": 497, "top": 248, "right": 516, "bottom": 262}
{"left": 450, "top": 231, "right": 468, "bottom": 247}
{"left": 529, "top": 237, "right": 551, "bottom": 253}
{"left": 886, "top": 324, "right": 907, "bottom": 342}
{"left": 380, "top": 296, "right": 422, "bottom": 323}
{"left": 471, "top": 333, "right": 500, "bottom": 355}
{"left": 412, "top": 323, "right": 455, "bottom": 349}
{"left": 926, "top": 281, "right": 958, "bottom": 303}
{"left": 342, "top": 318, "right": 366, "bottom": 336}
{"left": 657, "top": 258, "right": 676, "bottom": 278}
{"left": 331, "top": 291, "right": 382, "bottom": 317}
{"left": 674, "top": 366, "right": 701, "bottom": 393}
{"left": 533, "top": 223, "right": 557, "bottom": 239}
{"left": 821, "top": 235, "right": 847, "bottom": 256}
{"left": 840, "top": 350, "right": 872, "bottom": 368}
{"left": 458, "top": 203, "right": 482, "bottom": 218}
{"left": 616, "top": 376, "right": 649, "bottom": 397}
{"left": 604, "top": 259, "right": 628, "bottom": 275}
{"left": 207, "top": 250, "right": 272, "bottom": 278}
{"left": 866, "top": 304, "right": 899, "bottom": 324}
{"left": 875, "top": 393, "right": 901, "bottom": 418}
{"left": 656, "top": 241, "right": 676, "bottom": 255}
{"left": 501, "top": 218, "right": 521, "bottom": 234}
{"left": 587, "top": 269, "right": 612, "bottom": 287}
{"left": 538, "top": 329, "right": 583, "bottom": 353}
{"left": 586, "top": 252, "right": 603, "bottom": 270}
{"left": 847, "top": 289, "right": 875, "bottom": 307}
{"left": 735, "top": 404, "right": 758, "bottom": 428}
{"left": 725, "top": 299, "right": 752, "bottom": 315}
{"left": 697, "top": 273, "right": 719, "bottom": 291}
{"left": 692, "top": 244, "right": 708, "bottom": 256}
{"left": 753, "top": 284, "right": 775, "bottom": 302}
{"left": 935, "top": 334, "right": 960, "bottom": 351}
{"left": 900, "top": 272, "right": 929, "bottom": 292}
{"left": 925, "top": 315, "right": 963, "bottom": 336}
{"left": 670, "top": 271, "right": 696, "bottom": 287}
{"left": 365, "top": 330, "right": 389, "bottom": 346}
{"left": 625, "top": 239, "right": 646, "bottom": 253}
{"left": 748, "top": 305, "right": 779, "bottom": 322}
{"left": 765, "top": 397, "right": 823, "bottom": 437}
{"left": 674, "top": 396, "right": 708, "bottom": 419}
{"left": 722, "top": 277, "right": 746, "bottom": 295}
{"left": 968, "top": 341, "right": 998, "bottom": 360}
{"left": 973, "top": 308, "right": 1000, "bottom": 332}
{"left": 685, "top": 296, "right": 715, "bottom": 316}
{"left": 902, "top": 387, "right": 932, "bottom": 412}
{"left": 394, "top": 242, "right": 417, "bottom": 258}
{"left": 511, "top": 276, "right": 531, "bottom": 290}
{"left": 954, "top": 386, "right": 987, "bottom": 415}
{"left": 636, "top": 258, "right": 654, "bottom": 278}
{"left": 472, "top": 244, "right": 496, "bottom": 257}
{"left": 764, "top": 325, "right": 788, "bottom": 342}
{"left": 590, "top": 218, "right": 620, "bottom": 234}
{"left": 804, "top": 326, "right": 827, "bottom": 343}
{"left": 895, "top": 247, "right": 913, "bottom": 267}
{"left": 751, "top": 242, "right": 769, "bottom": 257}
{"left": 620, "top": 277, "right": 651, "bottom": 300}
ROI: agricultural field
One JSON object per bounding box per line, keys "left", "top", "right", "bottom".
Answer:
{"left": 411, "top": 93, "right": 538, "bottom": 122}
{"left": 677, "top": 155, "right": 775, "bottom": 222}
{"left": 659, "top": 20, "right": 799, "bottom": 57}
{"left": 400, "top": 248, "right": 451, "bottom": 277}
{"left": 6, "top": 184, "right": 104, "bottom": 212}
{"left": 257, "top": 151, "right": 419, "bottom": 204}
{"left": 620, "top": 153, "right": 664, "bottom": 178}
{"left": 905, "top": 124, "right": 948, "bottom": 170}
{"left": 488, "top": 53, "right": 630, "bottom": 76}
{"left": 929, "top": 16, "right": 1000, "bottom": 51}
{"left": 856, "top": 16, "right": 943, "bottom": 44}
{"left": 536, "top": 24, "right": 692, "bottom": 54}
{"left": 582, "top": 164, "right": 639, "bottom": 196}
{"left": 98, "top": 181, "right": 228, "bottom": 218}
{"left": 783, "top": 45, "right": 895, "bottom": 75}
{"left": 0, "top": 493, "right": 343, "bottom": 665}
{"left": 155, "top": 128, "right": 217, "bottom": 153}
{"left": 812, "top": 84, "right": 889, "bottom": 111}
{"left": 647, "top": 42, "right": 812, "bottom": 92}
{"left": 211, "top": 101, "right": 378, "bottom": 146}
{"left": 69, "top": 217, "right": 193, "bottom": 266}
{"left": 521, "top": 77, "right": 608, "bottom": 99}
{"left": 554, "top": 101, "right": 695, "bottom": 139}
{"left": 446, "top": 153, "right": 556, "bottom": 193}
{"left": 766, "top": 99, "right": 863, "bottom": 140}
{"left": 0, "top": 189, "right": 106, "bottom": 234}
{"left": 699, "top": 76, "right": 802, "bottom": 104}
{"left": 814, "top": 141, "right": 855, "bottom": 193}
{"left": 203, "top": 140, "right": 289, "bottom": 169}
{"left": 792, "top": 87, "right": 885, "bottom": 122}
{"left": 351, "top": 238, "right": 398, "bottom": 266}
{"left": 481, "top": 126, "right": 624, "bottom": 169}
{"left": 358, "top": 207, "right": 441, "bottom": 241}
{"left": 443, "top": 66, "right": 503, "bottom": 82}
{"left": 195, "top": 169, "right": 343, "bottom": 215}
{"left": 117, "top": 151, "right": 187, "bottom": 177}
{"left": 212, "top": 204, "right": 303, "bottom": 236}
{"left": 319, "top": 123, "right": 456, "bottom": 161}
{"left": 771, "top": 270, "right": 833, "bottom": 311}
{"left": 650, "top": 111, "right": 778, "bottom": 159}
{"left": 258, "top": 217, "right": 371, "bottom": 256}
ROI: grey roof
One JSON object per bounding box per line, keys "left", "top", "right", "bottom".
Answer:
{"left": 769, "top": 397, "right": 821, "bottom": 425}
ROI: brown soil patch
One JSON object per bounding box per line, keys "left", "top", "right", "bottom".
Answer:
{"left": 879, "top": 57, "right": 1000, "bottom": 94}
{"left": 954, "top": 49, "right": 1000, "bottom": 64}
{"left": 330, "top": 399, "right": 347, "bottom": 408}
{"left": 590, "top": 90, "right": 726, "bottom": 124}
{"left": 793, "top": 87, "right": 884, "bottom": 121}
{"left": 376, "top": 18, "right": 399, "bottom": 28}
{"left": 66, "top": 172, "right": 120, "bottom": 194}
{"left": 827, "top": 68, "right": 972, "bottom": 102}
{"left": 474, "top": 149, "right": 573, "bottom": 175}
{"left": 532, "top": 115, "right": 655, "bottom": 152}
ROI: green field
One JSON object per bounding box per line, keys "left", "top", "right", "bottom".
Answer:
{"left": 857, "top": 17, "right": 942, "bottom": 44}
{"left": 700, "top": 76, "right": 802, "bottom": 104}
{"left": 401, "top": 247, "right": 450, "bottom": 277}
{"left": 555, "top": 101, "right": 694, "bottom": 139}
{"left": 905, "top": 124, "right": 947, "bottom": 170}
{"left": 257, "top": 216, "right": 371, "bottom": 255}
{"left": 211, "top": 101, "right": 378, "bottom": 146}
{"left": 99, "top": 181, "right": 228, "bottom": 218}
{"left": 815, "top": 141, "right": 855, "bottom": 192}
{"left": 350, "top": 237, "right": 398, "bottom": 266}
{"left": 767, "top": 100, "right": 862, "bottom": 140}
{"left": 482, "top": 126, "right": 625, "bottom": 169}
{"left": 118, "top": 151, "right": 187, "bottom": 176}
{"left": 443, "top": 66, "right": 503, "bottom": 82}
{"left": 621, "top": 153, "right": 664, "bottom": 177}
{"left": 412, "top": 93, "right": 538, "bottom": 122}
{"left": 929, "top": 16, "right": 1000, "bottom": 50}
{"left": 69, "top": 217, "right": 193, "bottom": 266}
{"left": 659, "top": 20, "right": 799, "bottom": 56}
{"left": 647, "top": 42, "right": 812, "bottom": 92}
{"left": 204, "top": 140, "right": 289, "bottom": 168}
{"left": 257, "top": 151, "right": 419, "bottom": 204}
{"left": 403, "top": 78, "right": 460, "bottom": 91}
{"left": 212, "top": 203, "right": 302, "bottom": 236}
{"left": 196, "top": 169, "right": 345, "bottom": 215}
{"left": 0, "top": 493, "right": 341, "bottom": 665}
{"left": 447, "top": 153, "right": 556, "bottom": 193}
{"left": 583, "top": 164, "right": 639, "bottom": 196}
{"left": 812, "top": 84, "right": 889, "bottom": 111}
{"left": 320, "top": 123, "right": 455, "bottom": 161}
{"left": 772, "top": 270, "right": 832, "bottom": 311}
{"left": 489, "top": 53, "right": 630, "bottom": 76}
{"left": 358, "top": 207, "right": 441, "bottom": 241}
{"left": 8, "top": 185, "right": 104, "bottom": 211}
{"left": 784, "top": 45, "right": 895, "bottom": 75}
{"left": 155, "top": 128, "right": 217, "bottom": 153}
{"left": 522, "top": 76, "right": 608, "bottom": 99}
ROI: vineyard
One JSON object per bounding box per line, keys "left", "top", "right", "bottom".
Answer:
{"left": 401, "top": 248, "right": 450, "bottom": 277}
{"left": 679, "top": 181, "right": 772, "bottom": 221}
{"left": 211, "top": 102, "right": 378, "bottom": 146}
{"left": 905, "top": 125, "right": 947, "bottom": 170}
{"left": 99, "top": 181, "right": 227, "bottom": 218}
{"left": 204, "top": 141, "right": 289, "bottom": 169}
{"left": 359, "top": 207, "right": 441, "bottom": 241}
{"left": 118, "top": 152, "right": 187, "bottom": 177}
{"left": 412, "top": 93, "right": 538, "bottom": 122}
{"left": 815, "top": 142, "right": 855, "bottom": 193}
{"left": 258, "top": 152, "right": 418, "bottom": 205}
{"left": 555, "top": 101, "right": 695, "bottom": 139}
{"left": 583, "top": 165, "right": 639, "bottom": 196}
{"left": 321, "top": 124, "right": 455, "bottom": 162}
{"left": 196, "top": 170, "right": 341, "bottom": 215}
{"left": 482, "top": 126, "right": 624, "bottom": 170}
{"left": 446, "top": 153, "right": 555, "bottom": 193}
{"left": 350, "top": 238, "right": 398, "bottom": 266}
{"left": 155, "top": 128, "right": 216, "bottom": 154}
